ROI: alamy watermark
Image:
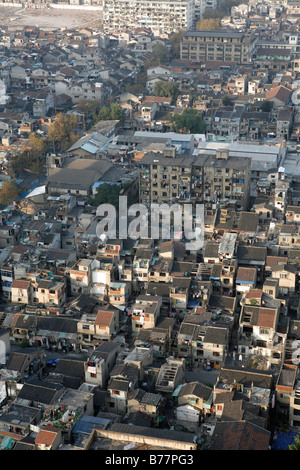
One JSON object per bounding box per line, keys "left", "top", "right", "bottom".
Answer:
{"left": 96, "top": 196, "right": 204, "bottom": 251}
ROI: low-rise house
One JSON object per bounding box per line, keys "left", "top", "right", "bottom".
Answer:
{"left": 170, "top": 277, "right": 191, "bottom": 313}
{"left": 173, "top": 381, "right": 213, "bottom": 421}
{"left": 265, "top": 256, "right": 288, "bottom": 278}
{"left": 275, "top": 363, "right": 298, "bottom": 411}
{"left": 10, "top": 314, "right": 35, "bottom": 345}
{"left": 155, "top": 357, "right": 185, "bottom": 395}
{"left": 177, "top": 321, "right": 201, "bottom": 367}
{"left": 271, "top": 264, "right": 297, "bottom": 295}
{"left": 84, "top": 342, "right": 121, "bottom": 388}
{"left": 50, "top": 358, "right": 86, "bottom": 390}
{"left": 10, "top": 280, "right": 31, "bottom": 304}
{"left": 124, "top": 347, "right": 153, "bottom": 379}
{"left": 286, "top": 206, "right": 300, "bottom": 225}
{"left": 107, "top": 376, "right": 131, "bottom": 415}
{"left": 69, "top": 258, "right": 94, "bottom": 295}
{"left": 35, "top": 426, "right": 62, "bottom": 450}
{"left": 236, "top": 267, "right": 257, "bottom": 296}
{"left": 0, "top": 402, "right": 41, "bottom": 440}
{"left": 131, "top": 294, "right": 162, "bottom": 335}
{"left": 5, "top": 350, "right": 45, "bottom": 382}
{"left": 148, "top": 256, "right": 173, "bottom": 284}
{"left": 108, "top": 281, "right": 131, "bottom": 307}
{"left": 207, "top": 420, "right": 271, "bottom": 450}
{"left": 15, "top": 380, "right": 65, "bottom": 411}
{"left": 203, "top": 326, "right": 229, "bottom": 367}
{"left": 94, "top": 308, "right": 120, "bottom": 341}
{"left": 238, "top": 293, "right": 282, "bottom": 362}
{"left": 278, "top": 224, "right": 300, "bottom": 251}
{"left": 134, "top": 317, "right": 175, "bottom": 358}
{"left": 289, "top": 380, "right": 300, "bottom": 428}
{"left": 214, "top": 367, "right": 273, "bottom": 400}
{"left": 127, "top": 389, "right": 165, "bottom": 427}
{"left": 34, "top": 317, "right": 78, "bottom": 353}
{"left": 31, "top": 276, "right": 66, "bottom": 308}
{"left": 0, "top": 225, "right": 19, "bottom": 248}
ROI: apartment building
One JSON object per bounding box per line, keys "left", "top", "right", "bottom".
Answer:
{"left": 180, "top": 30, "right": 257, "bottom": 64}
{"left": 131, "top": 294, "right": 162, "bottom": 335}
{"left": 139, "top": 149, "right": 251, "bottom": 210}
{"left": 69, "top": 258, "right": 94, "bottom": 295}
{"left": 289, "top": 380, "right": 300, "bottom": 427}
{"left": 102, "top": 0, "right": 194, "bottom": 34}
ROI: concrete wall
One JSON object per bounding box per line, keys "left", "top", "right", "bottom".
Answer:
{"left": 96, "top": 427, "right": 197, "bottom": 450}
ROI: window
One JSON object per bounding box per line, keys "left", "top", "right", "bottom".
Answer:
{"left": 260, "top": 328, "right": 269, "bottom": 335}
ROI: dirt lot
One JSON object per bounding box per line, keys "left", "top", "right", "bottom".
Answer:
{"left": 0, "top": 5, "right": 103, "bottom": 31}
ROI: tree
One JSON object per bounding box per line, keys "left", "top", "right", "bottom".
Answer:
{"left": 289, "top": 434, "right": 300, "bottom": 450}
{"left": 154, "top": 81, "right": 180, "bottom": 100}
{"left": 169, "top": 30, "right": 184, "bottom": 58}
{"left": 145, "top": 43, "right": 169, "bottom": 69}
{"left": 92, "top": 183, "right": 122, "bottom": 208}
{"left": 10, "top": 133, "right": 48, "bottom": 177}
{"left": 170, "top": 108, "right": 206, "bottom": 134}
{"left": 48, "top": 113, "right": 78, "bottom": 152}
{"left": 95, "top": 103, "right": 125, "bottom": 123}
{"left": 110, "top": 103, "right": 125, "bottom": 122}
{"left": 260, "top": 100, "right": 272, "bottom": 112}
{"left": 25, "top": 133, "right": 48, "bottom": 158}
{"left": 0, "top": 180, "right": 19, "bottom": 205}
{"left": 222, "top": 95, "right": 233, "bottom": 106}
{"left": 196, "top": 17, "right": 221, "bottom": 30}
{"left": 151, "top": 43, "right": 169, "bottom": 65}
{"left": 76, "top": 99, "right": 101, "bottom": 116}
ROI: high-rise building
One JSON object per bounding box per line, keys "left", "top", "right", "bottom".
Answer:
{"left": 102, "top": 0, "right": 195, "bottom": 34}
{"left": 139, "top": 148, "right": 251, "bottom": 210}
{"left": 180, "top": 30, "right": 257, "bottom": 64}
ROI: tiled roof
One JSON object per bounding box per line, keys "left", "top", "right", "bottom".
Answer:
{"left": 210, "top": 420, "right": 271, "bottom": 450}
{"left": 95, "top": 310, "right": 115, "bottom": 327}
{"left": 35, "top": 427, "right": 59, "bottom": 446}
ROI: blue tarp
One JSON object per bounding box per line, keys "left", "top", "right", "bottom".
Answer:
{"left": 19, "top": 177, "right": 46, "bottom": 200}
{"left": 272, "top": 430, "right": 299, "bottom": 450}
{"left": 72, "top": 415, "right": 111, "bottom": 437}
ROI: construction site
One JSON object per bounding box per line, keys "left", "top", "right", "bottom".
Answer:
{"left": 0, "top": 5, "right": 103, "bottom": 30}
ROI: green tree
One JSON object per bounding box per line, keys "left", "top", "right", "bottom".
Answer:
{"left": 95, "top": 103, "right": 125, "bottom": 123}
{"left": 152, "top": 43, "right": 169, "bottom": 65}
{"left": 92, "top": 183, "right": 122, "bottom": 208}
{"left": 170, "top": 108, "right": 206, "bottom": 134}
{"left": 0, "top": 180, "right": 19, "bottom": 205}
{"left": 145, "top": 43, "right": 169, "bottom": 69}
{"left": 154, "top": 81, "right": 180, "bottom": 100}
{"left": 222, "top": 95, "right": 233, "bottom": 106}
{"left": 289, "top": 434, "right": 300, "bottom": 450}
{"left": 169, "top": 30, "right": 184, "bottom": 58}
{"left": 97, "top": 105, "right": 111, "bottom": 121}
{"left": 260, "top": 100, "right": 272, "bottom": 112}
{"left": 110, "top": 102, "right": 125, "bottom": 122}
